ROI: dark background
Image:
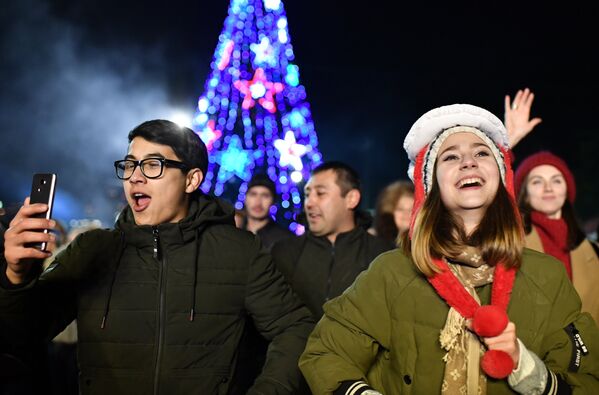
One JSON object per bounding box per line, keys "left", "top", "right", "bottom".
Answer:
{"left": 1, "top": 0, "right": 598, "bottom": 229}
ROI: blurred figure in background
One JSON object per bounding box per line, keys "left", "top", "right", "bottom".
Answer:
{"left": 505, "top": 88, "right": 599, "bottom": 324}
{"left": 515, "top": 152, "right": 599, "bottom": 324}
{"left": 371, "top": 180, "right": 414, "bottom": 244}
{"left": 241, "top": 174, "right": 293, "bottom": 251}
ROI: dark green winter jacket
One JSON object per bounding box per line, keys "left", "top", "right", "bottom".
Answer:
{"left": 300, "top": 248, "right": 599, "bottom": 394}
{"left": 0, "top": 195, "right": 314, "bottom": 395}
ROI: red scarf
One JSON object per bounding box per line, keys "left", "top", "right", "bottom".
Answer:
{"left": 428, "top": 258, "right": 516, "bottom": 318}
{"left": 531, "top": 211, "right": 572, "bottom": 280}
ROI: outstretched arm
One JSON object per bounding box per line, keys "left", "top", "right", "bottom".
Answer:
{"left": 504, "top": 88, "right": 542, "bottom": 148}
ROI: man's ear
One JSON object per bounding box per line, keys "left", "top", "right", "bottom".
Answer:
{"left": 345, "top": 189, "right": 361, "bottom": 210}
{"left": 185, "top": 169, "right": 204, "bottom": 194}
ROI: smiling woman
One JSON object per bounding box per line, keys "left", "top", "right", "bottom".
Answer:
{"left": 515, "top": 151, "right": 599, "bottom": 324}
{"left": 299, "top": 104, "right": 599, "bottom": 395}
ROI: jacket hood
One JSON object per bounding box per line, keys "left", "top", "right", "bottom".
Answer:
{"left": 115, "top": 193, "right": 235, "bottom": 246}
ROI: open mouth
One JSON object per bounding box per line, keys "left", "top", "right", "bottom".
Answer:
{"left": 457, "top": 177, "right": 484, "bottom": 189}
{"left": 131, "top": 192, "right": 151, "bottom": 212}
{"left": 307, "top": 213, "right": 321, "bottom": 221}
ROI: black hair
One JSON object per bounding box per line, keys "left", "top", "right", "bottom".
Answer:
{"left": 311, "top": 161, "right": 361, "bottom": 197}
{"left": 128, "top": 120, "right": 208, "bottom": 177}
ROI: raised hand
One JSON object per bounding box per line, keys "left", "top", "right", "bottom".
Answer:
{"left": 504, "top": 88, "right": 542, "bottom": 148}
{"left": 3, "top": 197, "right": 55, "bottom": 284}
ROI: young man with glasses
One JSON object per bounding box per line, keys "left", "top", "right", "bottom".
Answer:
{"left": 0, "top": 120, "right": 314, "bottom": 395}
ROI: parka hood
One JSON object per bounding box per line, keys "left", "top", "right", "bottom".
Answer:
{"left": 115, "top": 193, "right": 235, "bottom": 246}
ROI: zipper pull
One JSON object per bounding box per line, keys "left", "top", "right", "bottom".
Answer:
{"left": 152, "top": 226, "right": 160, "bottom": 259}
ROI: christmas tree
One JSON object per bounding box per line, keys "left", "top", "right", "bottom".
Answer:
{"left": 192, "top": 0, "right": 322, "bottom": 233}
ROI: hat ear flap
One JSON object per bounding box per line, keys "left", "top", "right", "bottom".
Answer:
{"left": 409, "top": 145, "right": 428, "bottom": 239}
{"left": 501, "top": 147, "right": 515, "bottom": 200}
{"left": 500, "top": 147, "right": 524, "bottom": 236}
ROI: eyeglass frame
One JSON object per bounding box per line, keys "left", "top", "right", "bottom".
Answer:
{"left": 113, "top": 157, "right": 190, "bottom": 180}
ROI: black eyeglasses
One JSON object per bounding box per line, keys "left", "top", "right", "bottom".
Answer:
{"left": 114, "top": 158, "right": 189, "bottom": 180}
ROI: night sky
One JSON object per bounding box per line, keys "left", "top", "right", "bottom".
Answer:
{"left": 1, "top": 0, "right": 598, "bottom": 227}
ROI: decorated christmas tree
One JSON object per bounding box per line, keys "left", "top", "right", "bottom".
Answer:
{"left": 192, "top": 0, "right": 322, "bottom": 233}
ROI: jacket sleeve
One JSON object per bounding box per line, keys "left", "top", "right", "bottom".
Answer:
{"left": 244, "top": 236, "right": 316, "bottom": 395}
{"left": 0, "top": 229, "right": 117, "bottom": 350}
{"left": 299, "top": 256, "right": 394, "bottom": 395}
{"left": 0, "top": 252, "right": 78, "bottom": 377}
{"left": 539, "top": 261, "right": 599, "bottom": 393}
{"left": 270, "top": 237, "right": 298, "bottom": 284}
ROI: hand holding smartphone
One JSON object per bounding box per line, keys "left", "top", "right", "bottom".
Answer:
{"left": 28, "top": 173, "right": 57, "bottom": 251}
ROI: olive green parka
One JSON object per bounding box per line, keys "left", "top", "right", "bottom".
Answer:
{"left": 300, "top": 248, "right": 599, "bottom": 394}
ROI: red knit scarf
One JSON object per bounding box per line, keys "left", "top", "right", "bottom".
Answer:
{"left": 428, "top": 258, "right": 516, "bottom": 319}
{"left": 531, "top": 211, "right": 572, "bottom": 280}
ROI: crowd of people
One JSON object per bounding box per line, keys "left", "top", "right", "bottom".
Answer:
{"left": 1, "top": 89, "right": 599, "bottom": 395}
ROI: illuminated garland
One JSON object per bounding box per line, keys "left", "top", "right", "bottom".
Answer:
{"left": 192, "top": 0, "right": 322, "bottom": 233}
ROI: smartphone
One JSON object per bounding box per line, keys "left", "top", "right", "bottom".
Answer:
{"left": 28, "top": 173, "right": 57, "bottom": 251}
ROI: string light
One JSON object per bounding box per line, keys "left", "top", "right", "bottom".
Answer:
{"left": 193, "top": 0, "right": 322, "bottom": 233}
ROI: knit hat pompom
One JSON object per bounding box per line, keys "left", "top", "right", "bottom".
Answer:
{"left": 514, "top": 151, "right": 576, "bottom": 203}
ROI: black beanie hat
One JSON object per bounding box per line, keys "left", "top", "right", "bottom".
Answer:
{"left": 247, "top": 174, "right": 276, "bottom": 198}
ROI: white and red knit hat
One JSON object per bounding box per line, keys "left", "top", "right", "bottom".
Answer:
{"left": 403, "top": 104, "right": 516, "bottom": 235}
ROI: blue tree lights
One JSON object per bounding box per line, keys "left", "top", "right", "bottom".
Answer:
{"left": 193, "top": 0, "right": 322, "bottom": 232}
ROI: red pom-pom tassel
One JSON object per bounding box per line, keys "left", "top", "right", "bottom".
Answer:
{"left": 472, "top": 305, "right": 508, "bottom": 337}
{"left": 481, "top": 350, "right": 514, "bottom": 379}
{"left": 473, "top": 306, "right": 513, "bottom": 379}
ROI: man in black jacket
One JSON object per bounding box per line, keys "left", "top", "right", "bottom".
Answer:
{"left": 0, "top": 120, "right": 314, "bottom": 395}
{"left": 242, "top": 174, "right": 293, "bottom": 251}
{"left": 272, "top": 162, "right": 394, "bottom": 319}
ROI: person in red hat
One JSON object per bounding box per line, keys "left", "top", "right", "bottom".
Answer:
{"left": 299, "top": 104, "right": 599, "bottom": 395}
{"left": 503, "top": 88, "right": 599, "bottom": 325}
{"left": 514, "top": 151, "right": 599, "bottom": 324}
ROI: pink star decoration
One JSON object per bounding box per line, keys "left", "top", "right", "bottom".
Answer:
{"left": 233, "top": 68, "right": 284, "bottom": 113}
{"left": 198, "top": 120, "right": 222, "bottom": 151}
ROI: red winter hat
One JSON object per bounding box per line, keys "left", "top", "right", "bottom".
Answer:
{"left": 514, "top": 151, "right": 576, "bottom": 203}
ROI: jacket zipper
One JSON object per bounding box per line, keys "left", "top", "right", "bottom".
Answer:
{"left": 325, "top": 245, "right": 335, "bottom": 301}
{"left": 152, "top": 226, "right": 167, "bottom": 395}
